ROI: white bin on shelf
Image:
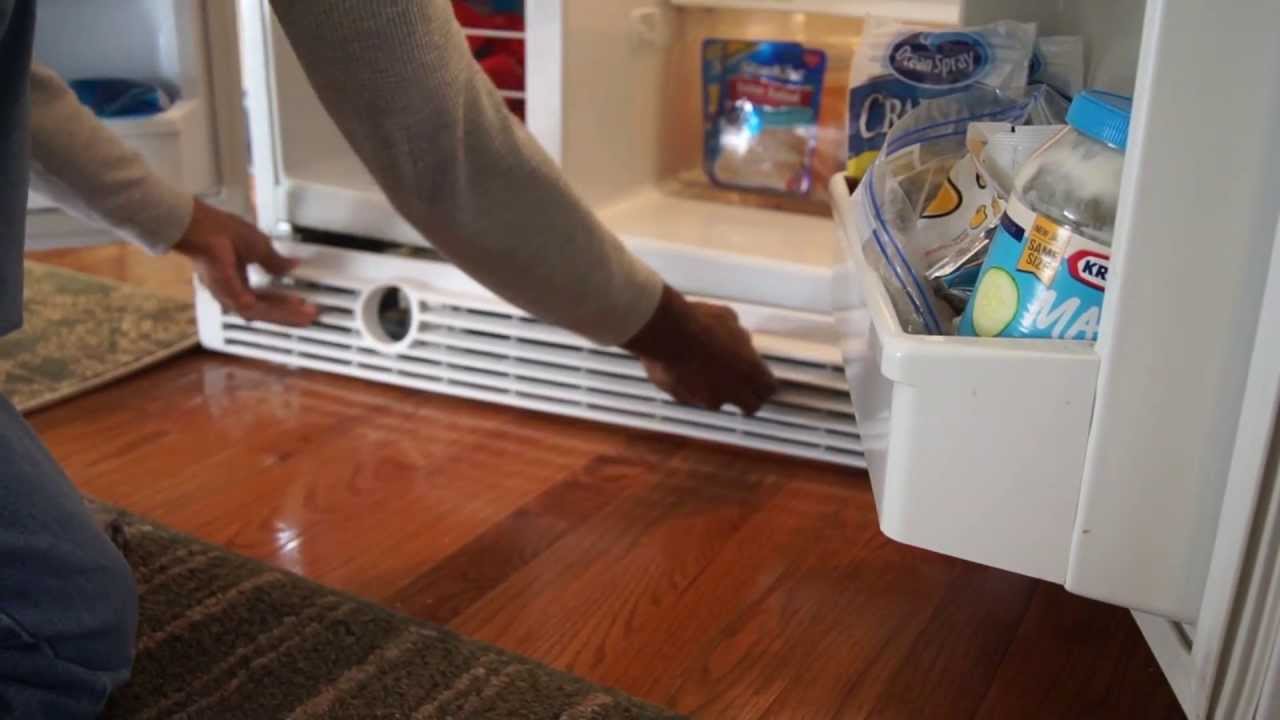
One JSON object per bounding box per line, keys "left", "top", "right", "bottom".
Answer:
{"left": 104, "top": 99, "right": 217, "bottom": 193}
{"left": 27, "top": 99, "right": 216, "bottom": 213}
{"left": 28, "top": 99, "right": 217, "bottom": 214}
{"left": 829, "top": 174, "right": 1100, "bottom": 583}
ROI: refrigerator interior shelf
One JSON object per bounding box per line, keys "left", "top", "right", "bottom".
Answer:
{"left": 668, "top": 0, "right": 958, "bottom": 24}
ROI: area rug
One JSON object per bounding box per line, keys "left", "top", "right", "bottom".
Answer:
{"left": 0, "top": 261, "right": 197, "bottom": 413}
{"left": 101, "top": 512, "right": 684, "bottom": 720}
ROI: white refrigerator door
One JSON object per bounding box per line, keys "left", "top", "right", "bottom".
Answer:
{"left": 1183, "top": 216, "right": 1280, "bottom": 720}
{"left": 964, "top": 0, "right": 1280, "bottom": 623}
{"left": 1055, "top": 0, "right": 1280, "bottom": 623}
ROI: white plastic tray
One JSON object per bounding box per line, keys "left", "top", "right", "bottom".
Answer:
{"left": 28, "top": 99, "right": 217, "bottom": 213}
{"left": 830, "top": 174, "right": 1100, "bottom": 582}
{"left": 105, "top": 99, "right": 217, "bottom": 194}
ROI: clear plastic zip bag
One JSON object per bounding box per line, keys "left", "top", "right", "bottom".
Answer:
{"left": 920, "top": 121, "right": 1067, "bottom": 314}
{"left": 845, "top": 86, "right": 1039, "bottom": 335}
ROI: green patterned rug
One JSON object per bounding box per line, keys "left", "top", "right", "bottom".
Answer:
{"left": 0, "top": 261, "right": 197, "bottom": 413}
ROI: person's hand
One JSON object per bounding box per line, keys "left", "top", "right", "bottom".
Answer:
{"left": 624, "top": 286, "right": 777, "bottom": 415}
{"left": 173, "top": 200, "right": 318, "bottom": 326}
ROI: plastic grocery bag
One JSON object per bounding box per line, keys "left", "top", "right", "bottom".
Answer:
{"left": 1029, "top": 36, "right": 1085, "bottom": 99}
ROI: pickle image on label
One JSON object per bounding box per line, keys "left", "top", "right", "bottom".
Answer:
{"left": 971, "top": 267, "right": 1019, "bottom": 337}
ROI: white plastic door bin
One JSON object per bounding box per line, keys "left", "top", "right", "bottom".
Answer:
{"left": 830, "top": 174, "right": 1100, "bottom": 583}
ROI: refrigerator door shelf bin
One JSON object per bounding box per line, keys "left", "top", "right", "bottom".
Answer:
{"left": 829, "top": 173, "right": 1100, "bottom": 583}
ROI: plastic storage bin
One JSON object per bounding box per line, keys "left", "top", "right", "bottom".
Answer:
{"left": 105, "top": 99, "right": 217, "bottom": 193}
{"left": 830, "top": 174, "right": 1100, "bottom": 582}
{"left": 28, "top": 98, "right": 216, "bottom": 212}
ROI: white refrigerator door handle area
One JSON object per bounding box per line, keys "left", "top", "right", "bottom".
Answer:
{"left": 1065, "top": 0, "right": 1280, "bottom": 623}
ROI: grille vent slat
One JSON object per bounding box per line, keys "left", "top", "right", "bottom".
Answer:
{"left": 219, "top": 277, "right": 863, "bottom": 467}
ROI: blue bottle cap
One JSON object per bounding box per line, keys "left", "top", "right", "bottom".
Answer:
{"left": 1066, "top": 89, "right": 1132, "bottom": 151}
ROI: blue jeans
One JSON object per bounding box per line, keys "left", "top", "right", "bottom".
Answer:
{"left": 0, "top": 394, "right": 137, "bottom": 717}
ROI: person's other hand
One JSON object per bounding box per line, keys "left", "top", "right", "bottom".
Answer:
{"left": 173, "top": 200, "right": 318, "bottom": 326}
{"left": 624, "top": 286, "right": 777, "bottom": 415}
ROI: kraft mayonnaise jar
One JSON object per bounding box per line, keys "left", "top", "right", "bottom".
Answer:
{"left": 958, "top": 90, "right": 1131, "bottom": 341}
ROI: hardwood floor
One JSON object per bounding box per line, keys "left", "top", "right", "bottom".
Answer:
{"left": 25, "top": 245, "right": 1186, "bottom": 719}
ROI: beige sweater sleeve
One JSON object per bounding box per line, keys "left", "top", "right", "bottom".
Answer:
{"left": 268, "top": 0, "right": 665, "bottom": 347}
{"left": 27, "top": 63, "right": 194, "bottom": 254}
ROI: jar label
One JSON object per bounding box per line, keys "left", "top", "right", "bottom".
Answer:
{"left": 958, "top": 196, "right": 1111, "bottom": 341}
{"left": 1016, "top": 214, "right": 1072, "bottom": 286}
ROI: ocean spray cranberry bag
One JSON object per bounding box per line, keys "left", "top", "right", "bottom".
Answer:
{"left": 846, "top": 18, "right": 1036, "bottom": 184}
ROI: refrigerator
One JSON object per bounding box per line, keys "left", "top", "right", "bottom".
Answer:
{"left": 28, "top": 0, "right": 1280, "bottom": 716}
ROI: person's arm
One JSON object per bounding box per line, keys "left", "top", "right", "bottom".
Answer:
{"left": 27, "top": 63, "right": 316, "bottom": 326}
{"left": 269, "top": 0, "right": 776, "bottom": 412}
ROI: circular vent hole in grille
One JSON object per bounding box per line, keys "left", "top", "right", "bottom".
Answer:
{"left": 377, "top": 287, "right": 412, "bottom": 341}
{"left": 358, "top": 284, "right": 416, "bottom": 351}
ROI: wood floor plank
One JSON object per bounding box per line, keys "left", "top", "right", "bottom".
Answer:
{"left": 659, "top": 485, "right": 885, "bottom": 718}
{"left": 64, "top": 366, "right": 638, "bottom": 600}
{"left": 288, "top": 428, "right": 621, "bottom": 600}
{"left": 599, "top": 475, "right": 877, "bottom": 705}
{"left": 29, "top": 358, "right": 226, "bottom": 471}
{"left": 974, "top": 584, "right": 1186, "bottom": 720}
{"left": 858, "top": 564, "right": 1039, "bottom": 720}
{"left": 39, "top": 362, "right": 380, "bottom": 515}
{"left": 27, "top": 358, "right": 382, "bottom": 484}
{"left": 385, "top": 434, "right": 679, "bottom": 623}
{"left": 748, "top": 538, "right": 966, "bottom": 720}
{"left": 447, "top": 443, "right": 769, "bottom": 666}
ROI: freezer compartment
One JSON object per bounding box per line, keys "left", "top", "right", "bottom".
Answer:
{"left": 830, "top": 174, "right": 1099, "bottom": 582}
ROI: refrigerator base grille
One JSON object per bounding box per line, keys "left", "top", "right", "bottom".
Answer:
{"left": 202, "top": 273, "right": 863, "bottom": 468}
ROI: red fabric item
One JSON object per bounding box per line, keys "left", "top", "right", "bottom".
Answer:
{"left": 479, "top": 53, "right": 524, "bottom": 91}
{"left": 453, "top": 1, "right": 524, "bottom": 31}
{"left": 489, "top": 12, "right": 524, "bottom": 32}
{"left": 488, "top": 38, "right": 524, "bottom": 60}
{"left": 452, "top": 1, "right": 490, "bottom": 28}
